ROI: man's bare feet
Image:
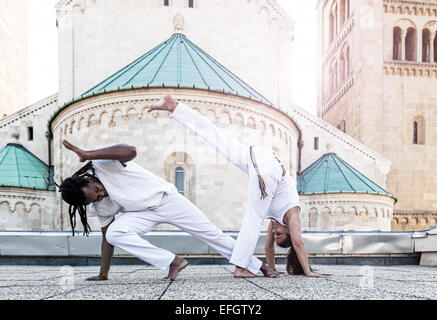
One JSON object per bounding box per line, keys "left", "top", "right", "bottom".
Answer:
{"left": 149, "top": 95, "right": 178, "bottom": 113}
{"left": 260, "top": 264, "right": 280, "bottom": 278}
{"left": 233, "top": 267, "right": 257, "bottom": 278}
{"left": 162, "top": 256, "right": 188, "bottom": 282}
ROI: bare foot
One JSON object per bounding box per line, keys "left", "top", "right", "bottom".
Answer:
{"left": 148, "top": 95, "right": 178, "bottom": 113}
{"left": 260, "top": 264, "right": 280, "bottom": 278}
{"left": 162, "top": 256, "right": 188, "bottom": 282}
{"left": 233, "top": 267, "right": 257, "bottom": 278}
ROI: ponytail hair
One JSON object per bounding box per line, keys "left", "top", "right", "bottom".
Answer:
{"left": 277, "top": 234, "right": 312, "bottom": 275}
{"left": 57, "top": 162, "right": 97, "bottom": 237}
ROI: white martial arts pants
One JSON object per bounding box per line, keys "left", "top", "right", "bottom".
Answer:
{"left": 171, "top": 103, "right": 297, "bottom": 272}
{"left": 105, "top": 192, "right": 263, "bottom": 274}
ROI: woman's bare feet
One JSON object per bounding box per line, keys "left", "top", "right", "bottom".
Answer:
{"left": 260, "top": 264, "right": 280, "bottom": 278}
{"left": 233, "top": 267, "right": 257, "bottom": 278}
{"left": 162, "top": 256, "right": 188, "bottom": 282}
{"left": 149, "top": 95, "right": 178, "bottom": 113}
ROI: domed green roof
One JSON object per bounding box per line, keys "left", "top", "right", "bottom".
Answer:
{"left": 48, "top": 33, "right": 274, "bottom": 138}
{"left": 297, "top": 153, "right": 396, "bottom": 202}
{"left": 80, "top": 33, "right": 272, "bottom": 105}
{"left": 0, "top": 144, "right": 54, "bottom": 191}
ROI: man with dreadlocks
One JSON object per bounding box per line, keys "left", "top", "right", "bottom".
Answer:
{"left": 149, "top": 95, "right": 327, "bottom": 279}
{"left": 59, "top": 140, "right": 279, "bottom": 281}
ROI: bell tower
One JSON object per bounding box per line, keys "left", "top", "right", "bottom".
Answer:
{"left": 316, "top": 0, "right": 437, "bottom": 231}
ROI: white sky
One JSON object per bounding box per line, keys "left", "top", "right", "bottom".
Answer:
{"left": 27, "top": 0, "right": 58, "bottom": 105}
{"left": 27, "top": 0, "right": 318, "bottom": 114}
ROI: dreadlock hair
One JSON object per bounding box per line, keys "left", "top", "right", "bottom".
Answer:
{"left": 276, "top": 234, "right": 313, "bottom": 275}
{"left": 57, "top": 161, "right": 98, "bottom": 237}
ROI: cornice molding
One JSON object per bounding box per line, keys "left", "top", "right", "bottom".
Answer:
{"left": 321, "top": 74, "right": 355, "bottom": 116}
{"left": 384, "top": 0, "right": 437, "bottom": 16}
{"left": 0, "top": 94, "right": 58, "bottom": 129}
{"left": 51, "top": 89, "right": 300, "bottom": 145}
{"left": 384, "top": 60, "right": 437, "bottom": 77}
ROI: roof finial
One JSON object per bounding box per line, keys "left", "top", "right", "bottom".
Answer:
{"left": 174, "top": 13, "right": 184, "bottom": 33}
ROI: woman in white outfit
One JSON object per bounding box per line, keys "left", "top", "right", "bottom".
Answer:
{"left": 59, "top": 140, "right": 278, "bottom": 281}
{"left": 149, "top": 95, "right": 327, "bottom": 278}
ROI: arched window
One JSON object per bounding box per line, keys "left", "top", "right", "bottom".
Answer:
{"left": 314, "top": 137, "right": 319, "bottom": 150}
{"left": 434, "top": 31, "right": 437, "bottom": 63}
{"left": 329, "top": 13, "right": 335, "bottom": 43}
{"left": 340, "top": 120, "right": 346, "bottom": 133}
{"left": 413, "top": 116, "right": 425, "bottom": 145}
{"left": 175, "top": 167, "right": 185, "bottom": 195}
{"left": 164, "top": 0, "right": 169, "bottom": 6}
{"left": 340, "top": 0, "right": 346, "bottom": 27}
{"left": 405, "top": 28, "right": 417, "bottom": 61}
{"left": 340, "top": 43, "right": 350, "bottom": 81}
{"left": 329, "top": 5, "right": 336, "bottom": 44}
{"left": 422, "top": 29, "right": 431, "bottom": 62}
{"left": 346, "top": 46, "right": 350, "bottom": 74}
{"left": 188, "top": 0, "right": 194, "bottom": 8}
{"left": 413, "top": 121, "right": 418, "bottom": 144}
{"left": 393, "top": 27, "right": 402, "bottom": 60}
{"left": 340, "top": 55, "right": 346, "bottom": 82}
{"left": 27, "top": 127, "right": 33, "bottom": 141}
{"left": 346, "top": 0, "right": 350, "bottom": 18}
{"left": 329, "top": 60, "right": 338, "bottom": 95}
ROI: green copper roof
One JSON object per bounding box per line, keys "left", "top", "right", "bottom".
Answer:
{"left": 80, "top": 33, "right": 272, "bottom": 105}
{"left": 47, "top": 33, "right": 275, "bottom": 138}
{"left": 297, "top": 153, "right": 396, "bottom": 202}
{"left": 0, "top": 144, "right": 54, "bottom": 191}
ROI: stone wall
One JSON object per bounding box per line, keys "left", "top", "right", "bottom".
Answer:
{"left": 0, "top": 94, "right": 58, "bottom": 164}
{"left": 0, "top": 187, "right": 57, "bottom": 231}
{"left": 301, "top": 193, "right": 394, "bottom": 232}
{"left": 393, "top": 211, "right": 437, "bottom": 231}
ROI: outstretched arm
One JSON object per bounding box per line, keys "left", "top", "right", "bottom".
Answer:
{"left": 265, "top": 221, "right": 276, "bottom": 270}
{"left": 149, "top": 95, "right": 250, "bottom": 174}
{"left": 63, "top": 140, "right": 137, "bottom": 163}
{"left": 286, "top": 207, "right": 327, "bottom": 278}
{"left": 86, "top": 219, "right": 115, "bottom": 281}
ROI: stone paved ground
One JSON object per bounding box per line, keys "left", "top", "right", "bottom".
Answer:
{"left": 0, "top": 264, "right": 436, "bottom": 300}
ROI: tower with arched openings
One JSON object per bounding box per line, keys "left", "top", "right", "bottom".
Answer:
{"left": 317, "top": 0, "right": 437, "bottom": 231}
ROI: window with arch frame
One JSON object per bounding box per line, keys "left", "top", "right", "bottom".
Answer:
{"left": 413, "top": 116, "right": 425, "bottom": 145}
{"left": 175, "top": 166, "right": 185, "bottom": 195}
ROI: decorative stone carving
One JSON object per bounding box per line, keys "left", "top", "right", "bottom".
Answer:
{"left": 174, "top": 14, "right": 184, "bottom": 33}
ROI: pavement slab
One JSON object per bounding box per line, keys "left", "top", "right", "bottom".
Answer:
{"left": 0, "top": 264, "right": 435, "bottom": 300}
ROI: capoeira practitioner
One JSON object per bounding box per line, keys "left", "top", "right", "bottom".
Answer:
{"left": 149, "top": 95, "right": 327, "bottom": 278}
{"left": 59, "top": 140, "right": 278, "bottom": 281}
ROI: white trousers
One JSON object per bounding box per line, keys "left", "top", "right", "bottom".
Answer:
{"left": 105, "top": 192, "right": 263, "bottom": 274}
{"left": 171, "top": 103, "right": 294, "bottom": 271}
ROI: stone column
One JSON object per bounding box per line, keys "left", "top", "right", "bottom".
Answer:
{"left": 417, "top": 28, "right": 423, "bottom": 62}
{"left": 402, "top": 31, "right": 407, "bottom": 61}
{"left": 431, "top": 32, "right": 436, "bottom": 63}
